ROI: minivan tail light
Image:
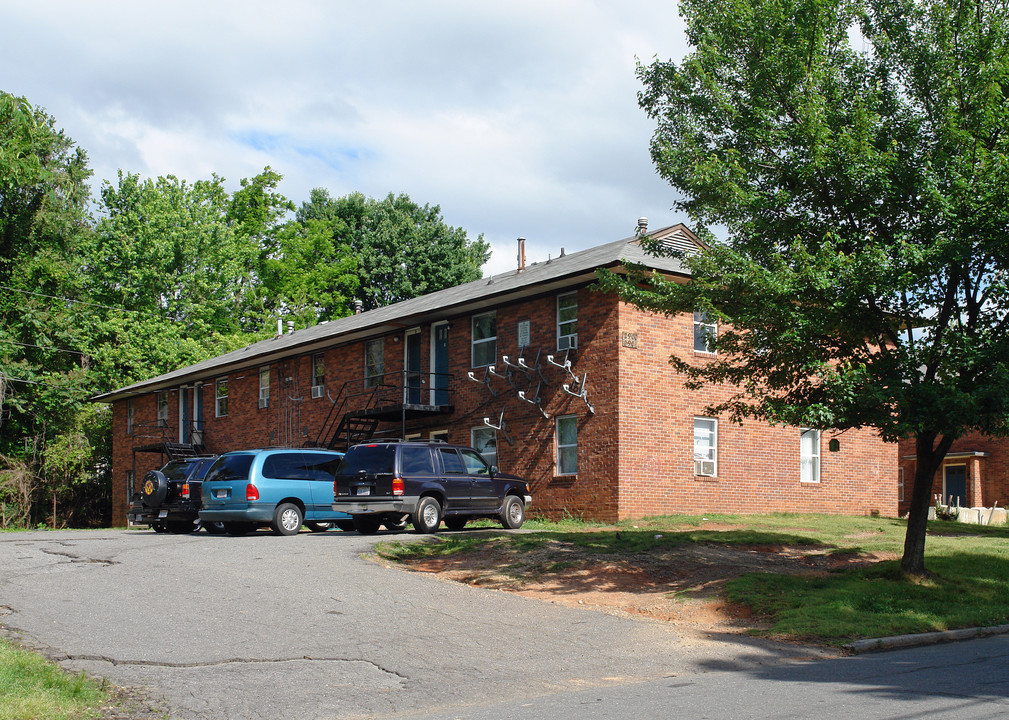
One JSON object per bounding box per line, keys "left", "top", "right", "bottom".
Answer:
{"left": 246, "top": 484, "right": 260, "bottom": 501}
{"left": 180, "top": 482, "right": 190, "bottom": 499}
{"left": 392, "top": 477, "right": 405, "bottom": 496}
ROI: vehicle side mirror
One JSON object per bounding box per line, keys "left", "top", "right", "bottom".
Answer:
{"left": 490, "top": 465, "right": 498, "bottom": 476}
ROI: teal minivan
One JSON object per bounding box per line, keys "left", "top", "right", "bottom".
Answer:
{"left": 199, "top": 448, "right": 349, "bottom": 535}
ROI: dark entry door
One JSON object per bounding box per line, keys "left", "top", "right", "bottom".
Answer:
{"left": 944, "top": 465, "right": 967, "bottom": 507}
{"left": 405, "top": 330, "right": 422, "bottom": 404}
{"left": 180, "top": 387, "right": 192, "bottom": 443}
{"left": 432, "top": 322, "right": 449, "bottom": 406}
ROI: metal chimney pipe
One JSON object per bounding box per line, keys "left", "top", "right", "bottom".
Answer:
{"left": 517, "top": 237, "right": 526, "bottom": 271}
{"left": 277, "top": 318, "right": 283, "bottom": 337}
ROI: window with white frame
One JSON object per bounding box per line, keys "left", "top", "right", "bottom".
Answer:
{"left": 216, "top": 378, "right": 229, "bottom": 417}
{"left": 800, "top": 428, "right": 820, "bottom": 483}
{"left": 557, "top": 293, "right": 578, "bottom": 350}
{"left": 364, "top": 339, "right": 384, "bottom": 387}
{"left": 898, "top": 467, "right": 904, "bottom": 503}
{"left": 157, "top": 392, "right": 169, "bottom": 426}
{"left": 126, "top": 399, "right": 134, "bottom": 434}
{"left": 472, "top": 426, "right": 498, "bottom": 468}
{"left": 693, "top": 309, "right": 717, "bottom": 353}
{"left": 472, "top": 311, "right": 497, "bottom": 367}
{"left": 312, "top": 354, "right": 325, "bottom": 394}
{"left": 259, "top": 366, "right": 270, "bottom": 408}
{"left": 693, "top": 417, "right": 717, "bottom": 476}
{"left": 556, "top": 415, "right": 578, "bottom": 475}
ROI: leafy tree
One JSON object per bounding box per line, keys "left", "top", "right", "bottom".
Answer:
{"left": 602, "top": 0, "right": 1009, "bottom": 575}
{"left": 0, "top": 92, "right": 105, "bottom": 525}
{"left": 296, "top": 189, "right": 490, "bottom": 311}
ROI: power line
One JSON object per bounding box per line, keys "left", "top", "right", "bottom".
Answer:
{"left": 0, "top": 339, "right": 86, "bottom": 356}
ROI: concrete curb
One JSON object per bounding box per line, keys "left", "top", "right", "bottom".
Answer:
{"left": 845, "top": 623, "right": 1009, "bottom": 654}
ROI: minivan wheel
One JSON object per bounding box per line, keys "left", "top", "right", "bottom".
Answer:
{"left": 224, "top": 522, "right": 254, "bottom": 536}
{"left": 413, "top": 496, "right": 442, "bottom": 534}
{"left": 273, "top": 503, "right": 304, "bottom": 536}
{"left": 500, "top": 495, "right": 525, "bottom": 529}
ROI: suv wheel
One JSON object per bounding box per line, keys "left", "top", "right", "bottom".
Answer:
{"left": 335, "top": 520, "right": 356, "bottom": 532}
{"left": 272, "top": 503, "right": 304, "bottom": 536}
{"left": 382, "top": 515, "right": 409, "bottom": 532}
{"left": 305, "top": 522, "right": 331, "bottom": 533}
{"left": 444, "top": 517, "right": 468, "bottom": 531}
{"left": 413, "top": 496, "right": 442, "bottom": 534}
{"left": 500, "top": 495, "right": 525, "bottom": 529}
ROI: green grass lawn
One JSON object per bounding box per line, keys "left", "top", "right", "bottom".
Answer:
{"left": 377, "top": 513, "right": 1009, "bottom": 646}
{"left": 0, "top": 638, "right": 108, "bottom": 720}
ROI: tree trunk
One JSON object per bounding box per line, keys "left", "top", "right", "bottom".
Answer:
{"left": 901, "top": 431, "right": 955, "bottom": 575}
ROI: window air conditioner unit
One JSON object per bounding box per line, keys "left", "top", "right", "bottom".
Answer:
{"left": 558, "top": 334, "right": 578, "bottom": 351}
{"left": 311, "top": 385, "right": 324, "bottom": 399}
{"left": 258, "top": 397, "right": 268, "bottom": 409}
{"left": 694, "top": 460, "right": 715, "bottom": 477}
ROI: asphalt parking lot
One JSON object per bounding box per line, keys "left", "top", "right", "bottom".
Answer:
{"left": 12, "top": 528, "right": 1009, "bottom": 720}
{"left": 0, "top": 527, "right": 815, "bottom": 719}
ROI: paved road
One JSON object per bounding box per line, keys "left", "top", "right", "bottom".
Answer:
{"left": 1, "top": 529, "right": 1007, "bottom": 719}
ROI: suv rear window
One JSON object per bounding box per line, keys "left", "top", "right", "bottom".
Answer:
{"left": 338, "top": 445, "right": 396, "bottom": 475}
{"left": 161, "top": 461, "right": 196, "bottom": 482}
{"left": 205, "top": 454, "right": 254, "bottom": 483}
{"left": 399, "top": 446, "right": 435, "bottom": 475}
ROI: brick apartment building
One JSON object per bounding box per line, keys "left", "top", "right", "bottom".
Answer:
{"left": 94, "top": 223, "right": 898, "bottom": 524}
{"left": 897, "top": 433, "right": 1009, "bottom": 515}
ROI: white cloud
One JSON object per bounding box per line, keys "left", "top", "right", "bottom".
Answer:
{"left": 3, "top": 0, "right": 689, "bottom": 270}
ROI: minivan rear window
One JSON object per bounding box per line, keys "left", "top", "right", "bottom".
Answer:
{"left": 204, "top": 454, "right": 254, "bottom": 483}
{"left": 262, "top": 452, "right": 342, "bottom": 481}
{"left": 338, "top": 446, "right": 396, "bottom": 475}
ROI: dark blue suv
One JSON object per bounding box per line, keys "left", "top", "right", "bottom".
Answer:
{"left": 199, "top": 448, "right": 349, "bottom": 535}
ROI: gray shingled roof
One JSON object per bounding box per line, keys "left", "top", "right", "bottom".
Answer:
{"left": 92, "top": 224, "right": 697, "bottom": 402}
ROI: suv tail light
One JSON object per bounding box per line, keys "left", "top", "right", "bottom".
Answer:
{"left": 246, "top": 484, "right": 260, "bottom": 501}
{"left": 392, "top": 477, "right": 405, "bottom": 496}
{"left": 180, "top": 482, "right": 190, "bottom": 499}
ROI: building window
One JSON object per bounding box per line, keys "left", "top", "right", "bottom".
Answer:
{"left": 801, "top": 428, "right": 820, "bottom": 483}
{"left": 693, "top": 309, "right": 717, "bottom": 353}
{"left": 216, "top": 378, "right": 229, "bottom": 417}
{"left": 556, "top": 415, "right": 578, "bottom": 475}
{"left": 472, "top": 312, "right": 497, "bottom": 367}
{"left": 557, "top": 292, "right": 578, "bottom": 350}
{"left": 472, "top": 426, "right": 498, "bottom": 468}
{"left": 898, "top": 467, "right": 904, "bottom": 503}
{"left": 312, "top": 354, "right": 325, "bottom": 397}
{"left": 126, "top": 399, "right": 134, "bottom": 434}
{"left": 157, "top": 392, "right": 169, "bottom": 426}
{"left": 259, "top": 366, "right": 270, "bottom": 408}
{"left": 693, "top": 417, "right": 717, "bottom": 476}
{"left": 364, "top": 339, "right": 384, "bottom": 388}
{"left": 430, "top": 430, "right": 450, "bottom": 443}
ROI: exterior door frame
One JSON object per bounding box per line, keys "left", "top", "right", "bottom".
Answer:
{"left": 404, "top": 327, "right": 422, "bottom": 404}
{"left": 430, "top": 321, "right": 450, "bottom": 406}
{"left": 942, "top": 463, "right": 968, "bottom": 507}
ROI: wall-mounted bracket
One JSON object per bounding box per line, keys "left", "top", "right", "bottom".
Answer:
{"left": 562, "top": 372, "right": 595, "bottom": 414}
{"left": 517, "top": 383, "right": 549, "bottom": 420}
{"left": 467, "top": 368, "right": 498, "bottom": 397}
{"left": 483, "top": 409, "right": 515, "bottom": 446}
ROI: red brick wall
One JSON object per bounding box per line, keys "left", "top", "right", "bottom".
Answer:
{"left": 110, "top": 287, "right": 897, "bottom": 525}
{"left": 616, "top": 302, "right": 897, "bottom": 519}
{"left": 898, "top": 432, "right": 1009, "bottom": 515}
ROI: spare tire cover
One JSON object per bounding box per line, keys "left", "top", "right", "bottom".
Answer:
{"left": 141, "top": 470, "right": 168, "bottom": 507}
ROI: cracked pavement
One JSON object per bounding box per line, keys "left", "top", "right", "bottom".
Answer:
{"left": 2, "top": 529, "right": 1008, "bottom": 719}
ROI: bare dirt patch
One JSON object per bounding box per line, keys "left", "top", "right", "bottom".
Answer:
{"left": 387, "top": 536, "right": 895, "bottom": 640}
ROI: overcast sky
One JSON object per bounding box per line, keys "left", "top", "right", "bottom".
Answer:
{"left": 3, "top": 0, "right": 690, "bottom": 276}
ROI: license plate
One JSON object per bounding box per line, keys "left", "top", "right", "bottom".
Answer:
{"left": 356, "top": 487, "right": 371, "bottom": 496}
{"left": 215, "top": 489, "right": 228, "bottom": 498}
{"left": 158, "top": 510, "right": 168, "bottom": 518}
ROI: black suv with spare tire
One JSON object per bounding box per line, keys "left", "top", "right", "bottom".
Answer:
{"left": 128, "top": 456, "right": 223, "bottom": 534}
{"left": 332, "top": 440, "right": 532, "bottom": 534}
